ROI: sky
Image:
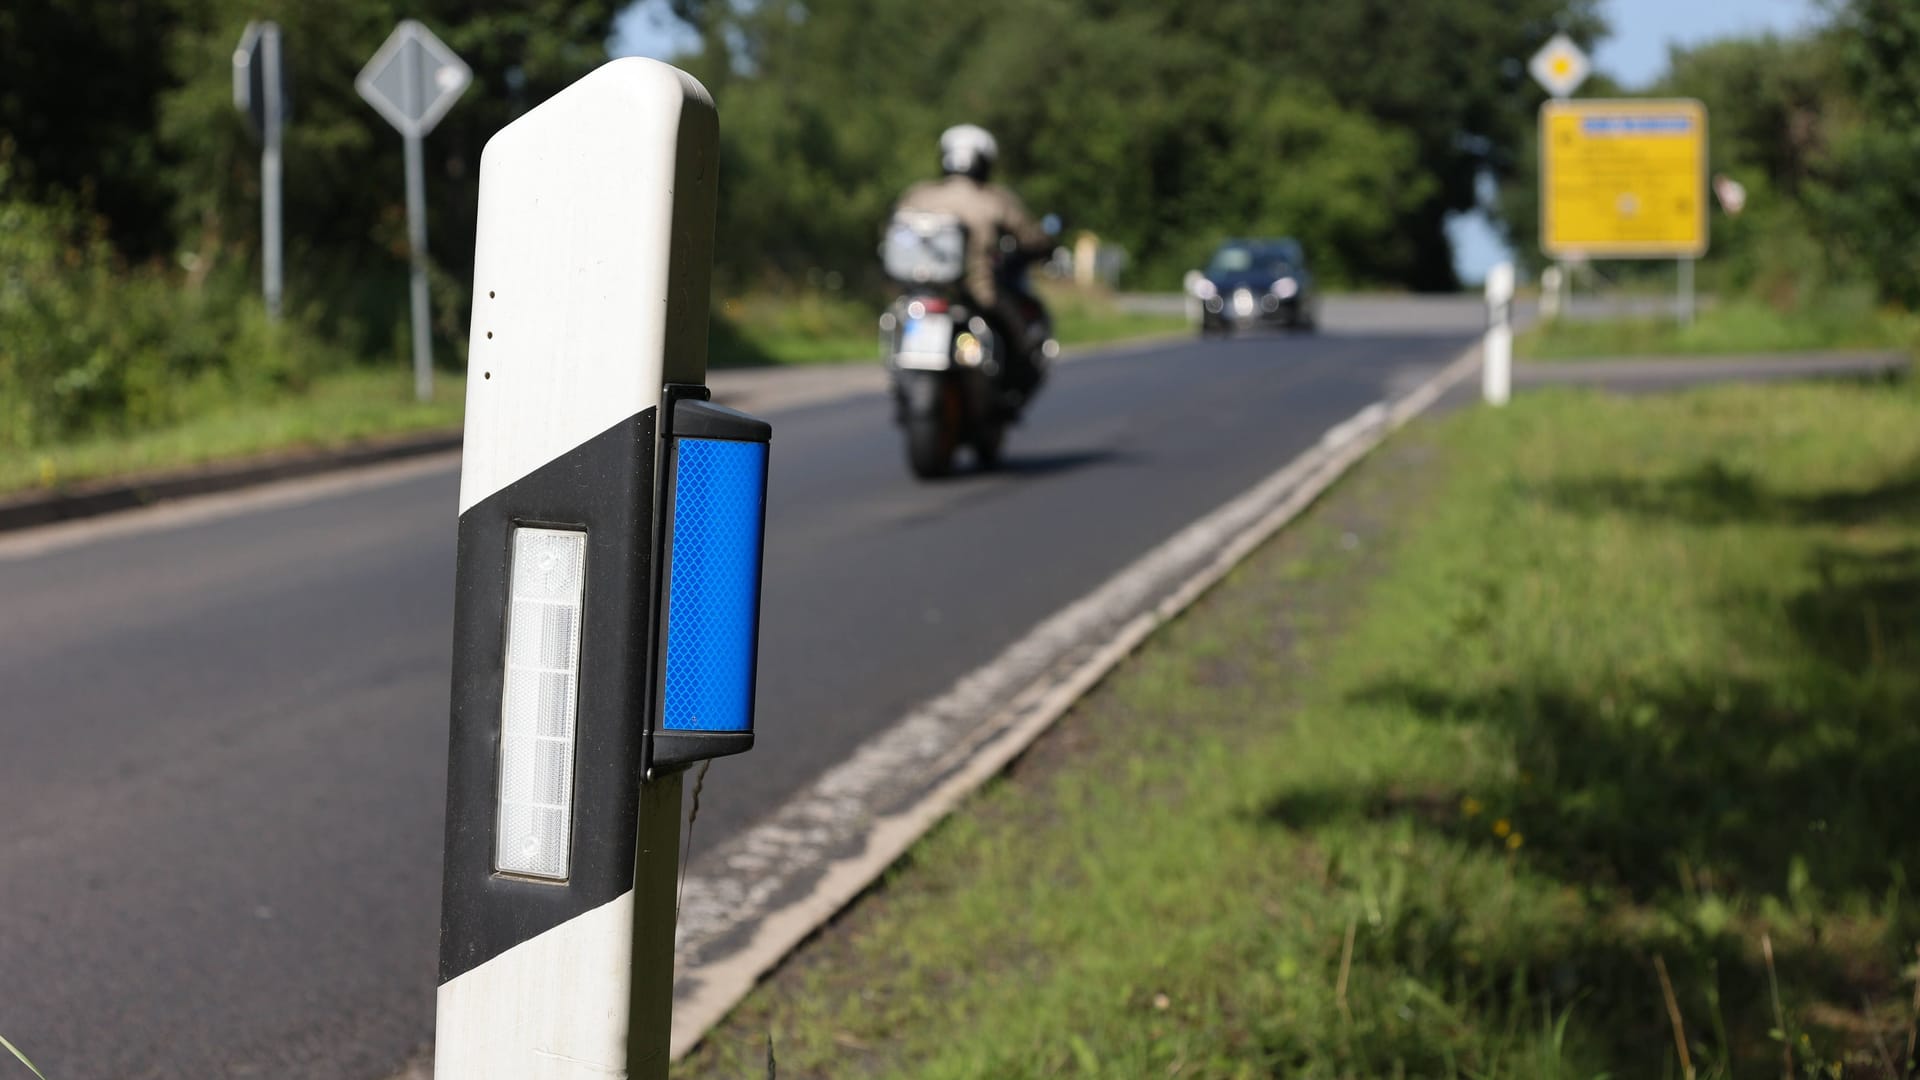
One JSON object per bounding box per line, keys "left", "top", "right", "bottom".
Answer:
{"left": 611, "top": 0, "right": 1826, "bottom": 285}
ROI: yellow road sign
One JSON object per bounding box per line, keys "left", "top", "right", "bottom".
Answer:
{"left": 1540, "top": 99, "right": 1707, "bottom": 259}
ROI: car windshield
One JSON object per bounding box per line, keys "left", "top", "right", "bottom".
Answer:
{"left": 1206, "top": 246, "right": 1255, "bottom": 276}
{"left": 1208, "top": 243, "right": 1299, "bottom": 279}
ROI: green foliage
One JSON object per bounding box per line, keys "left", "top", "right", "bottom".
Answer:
{"left": 0, "top": 1, "right": 180, "bottom": 258}
{"left": 1036, "top": 283, "right": 1187, "bottom": 348}
{"left": 707, "top": 291, "right": 880, "bottom": 368}
{"left": 1818, "top": 0, "right": 1920, "bottom": 307}
{"left": 1519, "top": 292, "right": 1920, "bottom": 361}
{"left": 1649, "top": 33, "right": 1856, "bottom": 308}
{"left": 1496, "top": 1, "right": 1920, "bottom": 323}
{"left": 152, "top": 0, "right": 627, "bottom": 355}
{"left": 679, "top": 0, "right": 1602, "bottom": 292}
{"left": 0, "top": 368, "right": 466, "bottom": 496}
{"left": 683, "top": 376, "right": 1920, "bottom": 1078}
{"left": 1818, "top": 126, "right": 1920, "bottom": 308}
{"left": 1, "top": 0, "right": 627, "bottom": 363}
{"left": 0, "top": 159, "right": 349, "bottom": 452}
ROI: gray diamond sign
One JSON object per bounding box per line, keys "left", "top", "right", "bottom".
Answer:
{"left": 356, "top": 20, "right": 470, "bottom": 138}
{"left": 356, "top": 19, "right": 471, "bottom": 403}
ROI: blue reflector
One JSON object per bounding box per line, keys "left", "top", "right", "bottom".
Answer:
{"left": 662, "top": 437, "right": 768, "bottom": 732}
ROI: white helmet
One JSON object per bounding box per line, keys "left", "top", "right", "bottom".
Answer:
{"left": 939, "top": 124, "right": 998, "bottom": 181}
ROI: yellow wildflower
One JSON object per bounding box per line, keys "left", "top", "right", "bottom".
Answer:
{"left": 1493, "top": 818, "right": 1512, "bottom": 838}
{"left": 1460, "top": 796, "right": 1484, "bottom": 818}
{"left": 1506, "top": 832, "right": 1524, "bottom": 851}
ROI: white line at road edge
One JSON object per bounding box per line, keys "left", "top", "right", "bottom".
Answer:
{"left": 666, "top": 342, "right": 1485, "bottom": 1059}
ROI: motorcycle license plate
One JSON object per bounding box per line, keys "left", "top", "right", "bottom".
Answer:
{"left": 899, "top": 313, "right": 953, "bottom": 365}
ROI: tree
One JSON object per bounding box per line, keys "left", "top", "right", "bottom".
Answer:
{"left": 667, "top": 0, "right": 1604, "bottom": 291}
{"left": 0, "top": 1, "right": 183, "bottom": 258}
{"left": 157, "top": 0, "right": 625, "bottom": 352}
{"left": 1820, "top": 0, "right": 1920, "bottom": 305}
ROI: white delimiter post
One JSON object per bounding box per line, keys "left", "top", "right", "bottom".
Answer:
{"left": 1483, "top": 261, "right": 1514, "bottom": 406}
{"left": 435, "top": 59, "right": 719, "bottom": 1078}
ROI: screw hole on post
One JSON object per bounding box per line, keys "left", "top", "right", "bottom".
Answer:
{"left": 486, "top": 331, "right": 493, "bottom": 339}
{"left": 483, "top": 372, "right": 491, "bottom": 380}
{"left": 488, "top": 290, "right": 495, "bottom": 299}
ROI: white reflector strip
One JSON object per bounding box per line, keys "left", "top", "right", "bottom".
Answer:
{"left": 496, "top": 527, "right": 586, "bottom": 880}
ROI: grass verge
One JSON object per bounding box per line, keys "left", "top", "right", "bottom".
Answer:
{"left": 683, "top": 373, "right": 1920, "bottom": 1078}
{"left": 1520, "top": 295, "right": 1919, "bottom": 361}
{"left": 4, "top": 286, "right": 1181, "bottom": 499}
{"left": 2, "top": 367, "right": 464, "bottom": 497}
{"left": 709, "top": 284, "right": 1187, "bottom": 368}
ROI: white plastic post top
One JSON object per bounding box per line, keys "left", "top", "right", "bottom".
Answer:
{"left": 1484, "top": 262, "right": 1516, "bottom": 306}
{"left": 458, "top": 58, "right": 718, "bottom": 514}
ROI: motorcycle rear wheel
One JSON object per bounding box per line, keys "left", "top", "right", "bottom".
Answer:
{"left": 971, "top": 420, "right": 1004, "bottom": 470}
{"left": 906, "top": 412, "right": 956, "bottom": 478}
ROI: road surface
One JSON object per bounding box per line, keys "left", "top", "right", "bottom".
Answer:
{"left": 0, "top": 300, "right": 1481, "bottom": 1078}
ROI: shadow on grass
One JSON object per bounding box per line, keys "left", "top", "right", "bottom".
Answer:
{"left": 1259, "top": 664, "right": 1919, "bottom": 1072}
{"left": 1253, "top": 473, "right": 1920, "bottom": 1073}
{"left": 1324, "top": 672, "right": 1920, "bottom": 904}
{"left": 1539, "top": 456, "right": 1920, "bottom": 527}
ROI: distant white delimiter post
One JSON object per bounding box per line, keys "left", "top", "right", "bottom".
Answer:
{"left": 356, "top": 20, "right": 471, "bottom": 402}
{"left": 1484, "top": 261, "right": 1515, "bottom": 406}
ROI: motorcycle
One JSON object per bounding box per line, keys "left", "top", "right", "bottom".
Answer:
{"left": 878, "top": 211, "right": 1056, "bottom": 479}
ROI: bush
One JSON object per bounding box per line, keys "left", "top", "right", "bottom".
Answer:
{"left": 0, "top": 162, "right": 349, "bottom": 452}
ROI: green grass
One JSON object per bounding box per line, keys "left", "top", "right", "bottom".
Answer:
{"left": 0, "top": 1033, "right": 47, "bottom": 1080}
{"left": 2, "top": 367, "right": 464, "bottom": 496}
{"left": 1520, "top": 294, "right": 1920, "bottom": 361}
{"left": 709, "top": 292, "right": 883, "bottom": 368}
{"left": 2, "top": 286, "right": 1182, "bottom": 498}
{"left": 684, "top": 373, "right": 1920, "bottom": 1078}
{"left": 709, "top": 285, "right": 1186, "bottom": 368}
{"left": 1039, "top": 282, "right": 1189, "bottom": 347}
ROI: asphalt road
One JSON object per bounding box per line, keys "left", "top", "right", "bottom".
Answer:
{"left": 0, "top": 305, "right": 1479, "bottom": 1078}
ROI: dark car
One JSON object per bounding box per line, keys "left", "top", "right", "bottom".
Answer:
{"left": 1189, "top": 238, "right": 1318, "bottom": 334}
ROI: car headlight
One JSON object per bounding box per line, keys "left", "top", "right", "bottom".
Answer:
{"left": 1192, "top": 278, "right": 1218, "bottom": 300}
{"left": 1271, "top": 277, "right": 1299, "bottom": 299}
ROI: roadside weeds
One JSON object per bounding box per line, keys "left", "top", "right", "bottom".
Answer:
{"left": 680, "top": 374, "right": 1920, "bottom": 1078}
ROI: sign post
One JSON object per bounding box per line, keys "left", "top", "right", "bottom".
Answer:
{"left": 435, "top": 58, "right": 770, "bottom": 1079}
{"left": 233, "top": 21, "right": 287, "bottom": 319}
{"left": 356, "top": 20, "right": 471, "bottom": 402}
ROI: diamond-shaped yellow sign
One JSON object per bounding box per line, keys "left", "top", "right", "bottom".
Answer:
{"left": 1529, "top": 33, "right": 1590, "bottom": 99}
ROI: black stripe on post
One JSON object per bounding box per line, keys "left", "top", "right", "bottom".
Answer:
{"left": 439, "top": 410, "right": 656, "bottom": 984}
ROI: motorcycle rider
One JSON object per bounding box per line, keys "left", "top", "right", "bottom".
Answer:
{"left": 894, "top": 124, "right": 1055, "bottom": 410}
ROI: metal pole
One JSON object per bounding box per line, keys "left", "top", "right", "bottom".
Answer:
{"left": 402, "top": 40, "right": 433, "bottom": 402}
{"left": 627, "top": 771, "right": 684, "bottom": 1075}
{"left": 1677, "top": 257, "right": 1695, "bottom": 328}
{"left": 261, "top": 24, "right": 283, "bottom": 320}
{"left": 405, "top": 133, "right": 432, "bottom": 401}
